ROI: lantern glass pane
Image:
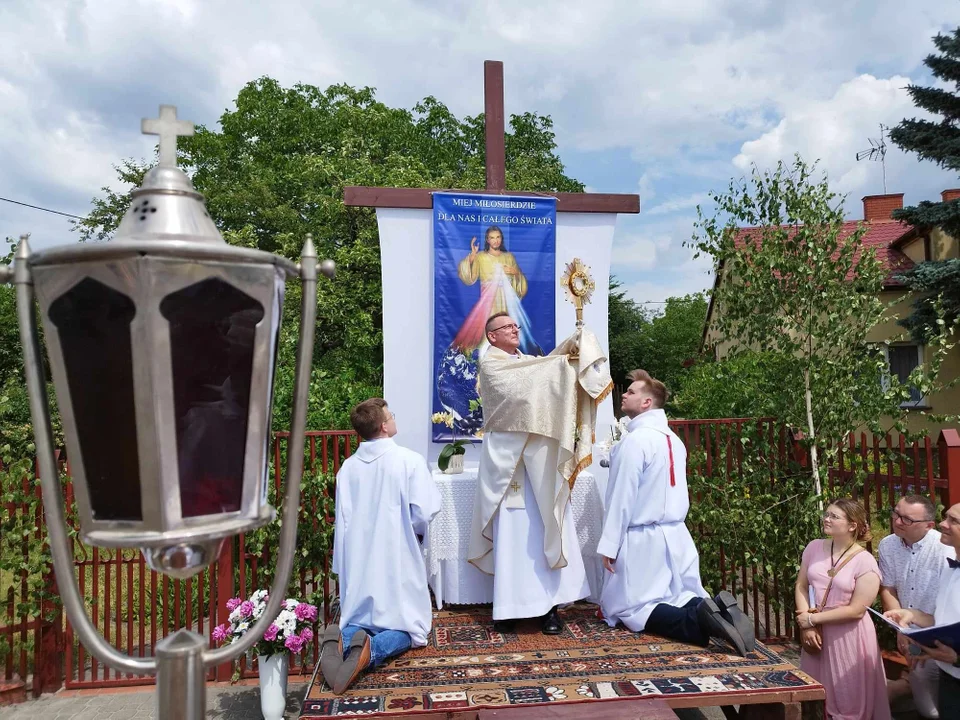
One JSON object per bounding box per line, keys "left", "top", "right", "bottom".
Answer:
{"left": 160, "top": 278, "right": 264, "bottom": 517}
{"left": 48, "top": 278, "right": 142, "bottom": 520}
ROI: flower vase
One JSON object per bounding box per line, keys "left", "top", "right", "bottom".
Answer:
{"left": 443, "top": 452, "right": 465, "bottom": 474}
{"left": 258, "top": 653, "right": 289, "bottom": 720}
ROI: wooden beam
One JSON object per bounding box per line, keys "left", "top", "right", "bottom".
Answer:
{"left": 484, "top": 60, "right": 506, "bottom": 193}
{"left": 343, "top": 185, "right": 640, "bottom": 214}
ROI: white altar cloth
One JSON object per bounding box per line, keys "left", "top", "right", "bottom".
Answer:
{"left": 424, "top": 466, "right": 605, "bottom": 608}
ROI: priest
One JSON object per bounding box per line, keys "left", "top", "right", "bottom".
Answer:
{"left": 468, "top": 312, "right": 612, "bottom": 634}
{"left": 598, "top": 370, "right": 753, "bottom": 656}
{"left": 325, "top": 398, "right": 442, "bottom": 693}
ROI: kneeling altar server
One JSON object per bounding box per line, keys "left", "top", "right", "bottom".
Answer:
{"left": 322, "top": 398, "right": 441, "bottom": 693}
{"left": 598, "top": 370, "right": 754, "bottom": 656}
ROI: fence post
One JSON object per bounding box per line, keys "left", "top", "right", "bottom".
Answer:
{"left": 939, "top": 429, "right": 960, "bottom": 509}
{"left": 35, "top": 567, "right": 62, "bottom": 695}
{"left": 215, "top": 540, "right": 235, "bottom": 681}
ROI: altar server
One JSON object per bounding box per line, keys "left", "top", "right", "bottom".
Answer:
{"left": 468, "top": 313, "right": 610, "bottom": 634}
{"left": 323, "top": 398, "right": 441, "bottom": 694}
{"left": 598, "top": 370, "right": 753, "bottom": 656}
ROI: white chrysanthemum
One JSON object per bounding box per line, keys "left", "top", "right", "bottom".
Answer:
{"left": 251, "top": 589, "right": 268, "bottom": 603}
{"left": 277, "top": 609, "right": 297, "bottom": 630}
{"left": 285, "top": 599, "right": 298, "bottom": 611}
{"left": 253, "top": 603, "right": 265, "bottom": 619}
{"left": 228, "top": 608, "right": 241, "bottom": 623}
{"left": 236, "top": 622, "right": 249, "bottom": 634}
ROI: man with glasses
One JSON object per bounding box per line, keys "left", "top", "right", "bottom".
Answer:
{"left": 879, "top": 495, "right": 956, "bottom": 718}
{"left": 468, "top": 312, "right": 611, "bottom": 635}
{"left": 886, "top": 503, "right": 960, "bottom": 717}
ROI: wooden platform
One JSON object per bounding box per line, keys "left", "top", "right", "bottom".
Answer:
{"left": 299, "top": 603, "right": 824, "bottom": 719}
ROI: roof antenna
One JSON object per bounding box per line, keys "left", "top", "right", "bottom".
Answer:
{"left": 856, "top": 124, "right": 889, "bottom": 193}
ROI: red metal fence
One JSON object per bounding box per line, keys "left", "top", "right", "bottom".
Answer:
{"left": 1, "top": 424, "right": 958, "bottom": 694}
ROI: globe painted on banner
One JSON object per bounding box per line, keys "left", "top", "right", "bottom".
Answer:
{"left": 436, "top": 347, "right": 484, "bottom": 436}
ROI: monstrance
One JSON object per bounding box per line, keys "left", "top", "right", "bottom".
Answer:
{"left": 560, "top": 258, "right": 596, "bottom": 328}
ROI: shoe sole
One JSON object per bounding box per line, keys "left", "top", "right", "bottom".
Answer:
{"left": 716, "top": 591, "right": 756, "bottom": 652}
{"left": 699, "top": 598, "right": 748, "bottom": 656}
{"left": 319, "top": 625, "right": 343, "bottom": 689}
{"left": 334, "top": 631, "right": 371, "bottom": 695}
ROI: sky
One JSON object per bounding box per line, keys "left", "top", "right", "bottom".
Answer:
{"left": 1, "top": 0, "right": 959, "bottom": 309}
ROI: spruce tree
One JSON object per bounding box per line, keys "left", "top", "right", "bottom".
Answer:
{"left": 889, "top": 28, "right": 960, "bottom": 342}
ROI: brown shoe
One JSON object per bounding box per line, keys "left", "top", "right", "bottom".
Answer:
{"left": 319, "top": 625, "right": 343, "bottom": 689}
{"left": 333, "top": 630, "right": 371, "bottom": 694}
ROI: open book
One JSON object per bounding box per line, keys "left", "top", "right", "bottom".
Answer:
{"left": 868, "top": 607, "right": 960, "bottom": 650}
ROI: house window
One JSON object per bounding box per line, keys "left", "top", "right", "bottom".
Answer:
{"left": 885, "top": 344, "right": 925, "bottom": 405}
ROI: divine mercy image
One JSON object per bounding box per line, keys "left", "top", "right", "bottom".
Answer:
{"left": 432, "top": 193, "right": 557, "bottom": 440}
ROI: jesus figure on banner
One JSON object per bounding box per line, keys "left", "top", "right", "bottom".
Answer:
{"left": 452, "top": 225, "right": 542, "bottom": 357}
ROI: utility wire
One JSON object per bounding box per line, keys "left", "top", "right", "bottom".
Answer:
{"left": 0, "top": 196, "right": 87, "bottom": 220}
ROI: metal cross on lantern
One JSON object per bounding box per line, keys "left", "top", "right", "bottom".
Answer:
{"left": 1, "top": 105, "right": 334, "bottom": 719}
{"left": 142, "top": 104, "right": 195, "bottom": 167}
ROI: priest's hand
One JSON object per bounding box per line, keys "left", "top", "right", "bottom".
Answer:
{"left": 602, "top": 556, "right": 616, "bottom": 573}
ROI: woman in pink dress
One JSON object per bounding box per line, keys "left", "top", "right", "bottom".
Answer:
{"left": 794, "top": 497, "right": 890, "bottom": 720}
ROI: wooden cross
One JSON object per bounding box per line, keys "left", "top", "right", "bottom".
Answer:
{"left": 344, "top": 61, "right": 640, "bottom": 214}
{"left": 142, "top": 105, "right": 195, "bottom": 168}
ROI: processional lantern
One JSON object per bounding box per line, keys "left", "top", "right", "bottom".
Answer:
{"left": 1, "top": 105, "right": 334, "bottom": 719}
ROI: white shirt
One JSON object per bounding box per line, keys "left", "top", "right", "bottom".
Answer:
{"left": 933, "top": 560, "right": 960, "bottom": 679}
{"left": 878, "top": 529, "right": 955, "bottom": 614}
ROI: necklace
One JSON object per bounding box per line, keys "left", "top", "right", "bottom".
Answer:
{"left": 828, "top": 539, "right": 856, "bottom": 577}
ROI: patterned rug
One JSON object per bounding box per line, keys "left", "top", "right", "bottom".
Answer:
{"left": 299, "top": 603, "right": 822, "bottom": 718}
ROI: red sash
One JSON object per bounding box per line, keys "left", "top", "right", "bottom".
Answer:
{"left": 666, "top": 435, "right": 676, "bottom": 487}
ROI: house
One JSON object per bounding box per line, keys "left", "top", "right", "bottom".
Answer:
{"left": 701, "top": 191, "right": 960, "bottom": 433}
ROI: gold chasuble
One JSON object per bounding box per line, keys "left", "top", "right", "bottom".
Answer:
{"left": 468, "top": 326, "right": 613, "bottom": 574}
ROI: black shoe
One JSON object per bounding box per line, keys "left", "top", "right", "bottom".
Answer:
{"left": 541, "top": 607, "right": 563, "bottom": 635}
{"left": 715, "top": 591, "right": 756, "bottom": 653}
{"left": 493, "top": 619, "right": 515, "bottom": 633}
{"left": 696, "top": 597, "right": 747, "bottom": 656}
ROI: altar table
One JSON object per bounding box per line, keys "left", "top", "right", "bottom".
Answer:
{"left": 424, "top": 466, "right": 605, "bottom": 608}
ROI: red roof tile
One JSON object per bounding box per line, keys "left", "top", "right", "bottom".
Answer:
{"left": 732, "top": 219, "right": 914, "bottom": 287}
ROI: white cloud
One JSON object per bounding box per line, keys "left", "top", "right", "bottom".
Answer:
{"left": 1, "top": 0, "right": 959, "bottom": 250}
{"left": 612, "top": 236, "right": 659, "bottom": 271}
{"left": 733, "top": 73, "right": 960, "bottom": 214}
{"left": 646, "top": 192, "right": 710, "bottom": 216}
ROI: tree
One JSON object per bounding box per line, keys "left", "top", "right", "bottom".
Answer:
{"left": 689, "top": 156, "right": 951, "bottom": 496}
{"left": 889, "top": 28, "right": 960, "bottom": 342}
{"left": 74, "top": 78, "right": 584, "bottom": 429}
{"left": 607, "top": 277, "right": 648, "bottom": 385}
{"left": 636, "top": 293, "right": 708, "bottom": 395}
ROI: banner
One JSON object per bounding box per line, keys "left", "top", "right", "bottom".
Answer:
{"left": 431, "top": 192, "right": 557, "bottom": 442}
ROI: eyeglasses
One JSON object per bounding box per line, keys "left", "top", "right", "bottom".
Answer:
{"left": 489, "top": 323, "right": 520, "bottom": 333}
{"left": 384, "top": 411, "right": 396, "bottom": 421}
{"left": 890, "top": 507, "right": 928, "bottom": 526}
{"left": 822, "top": 512, "right": 845, "bottom": 521}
